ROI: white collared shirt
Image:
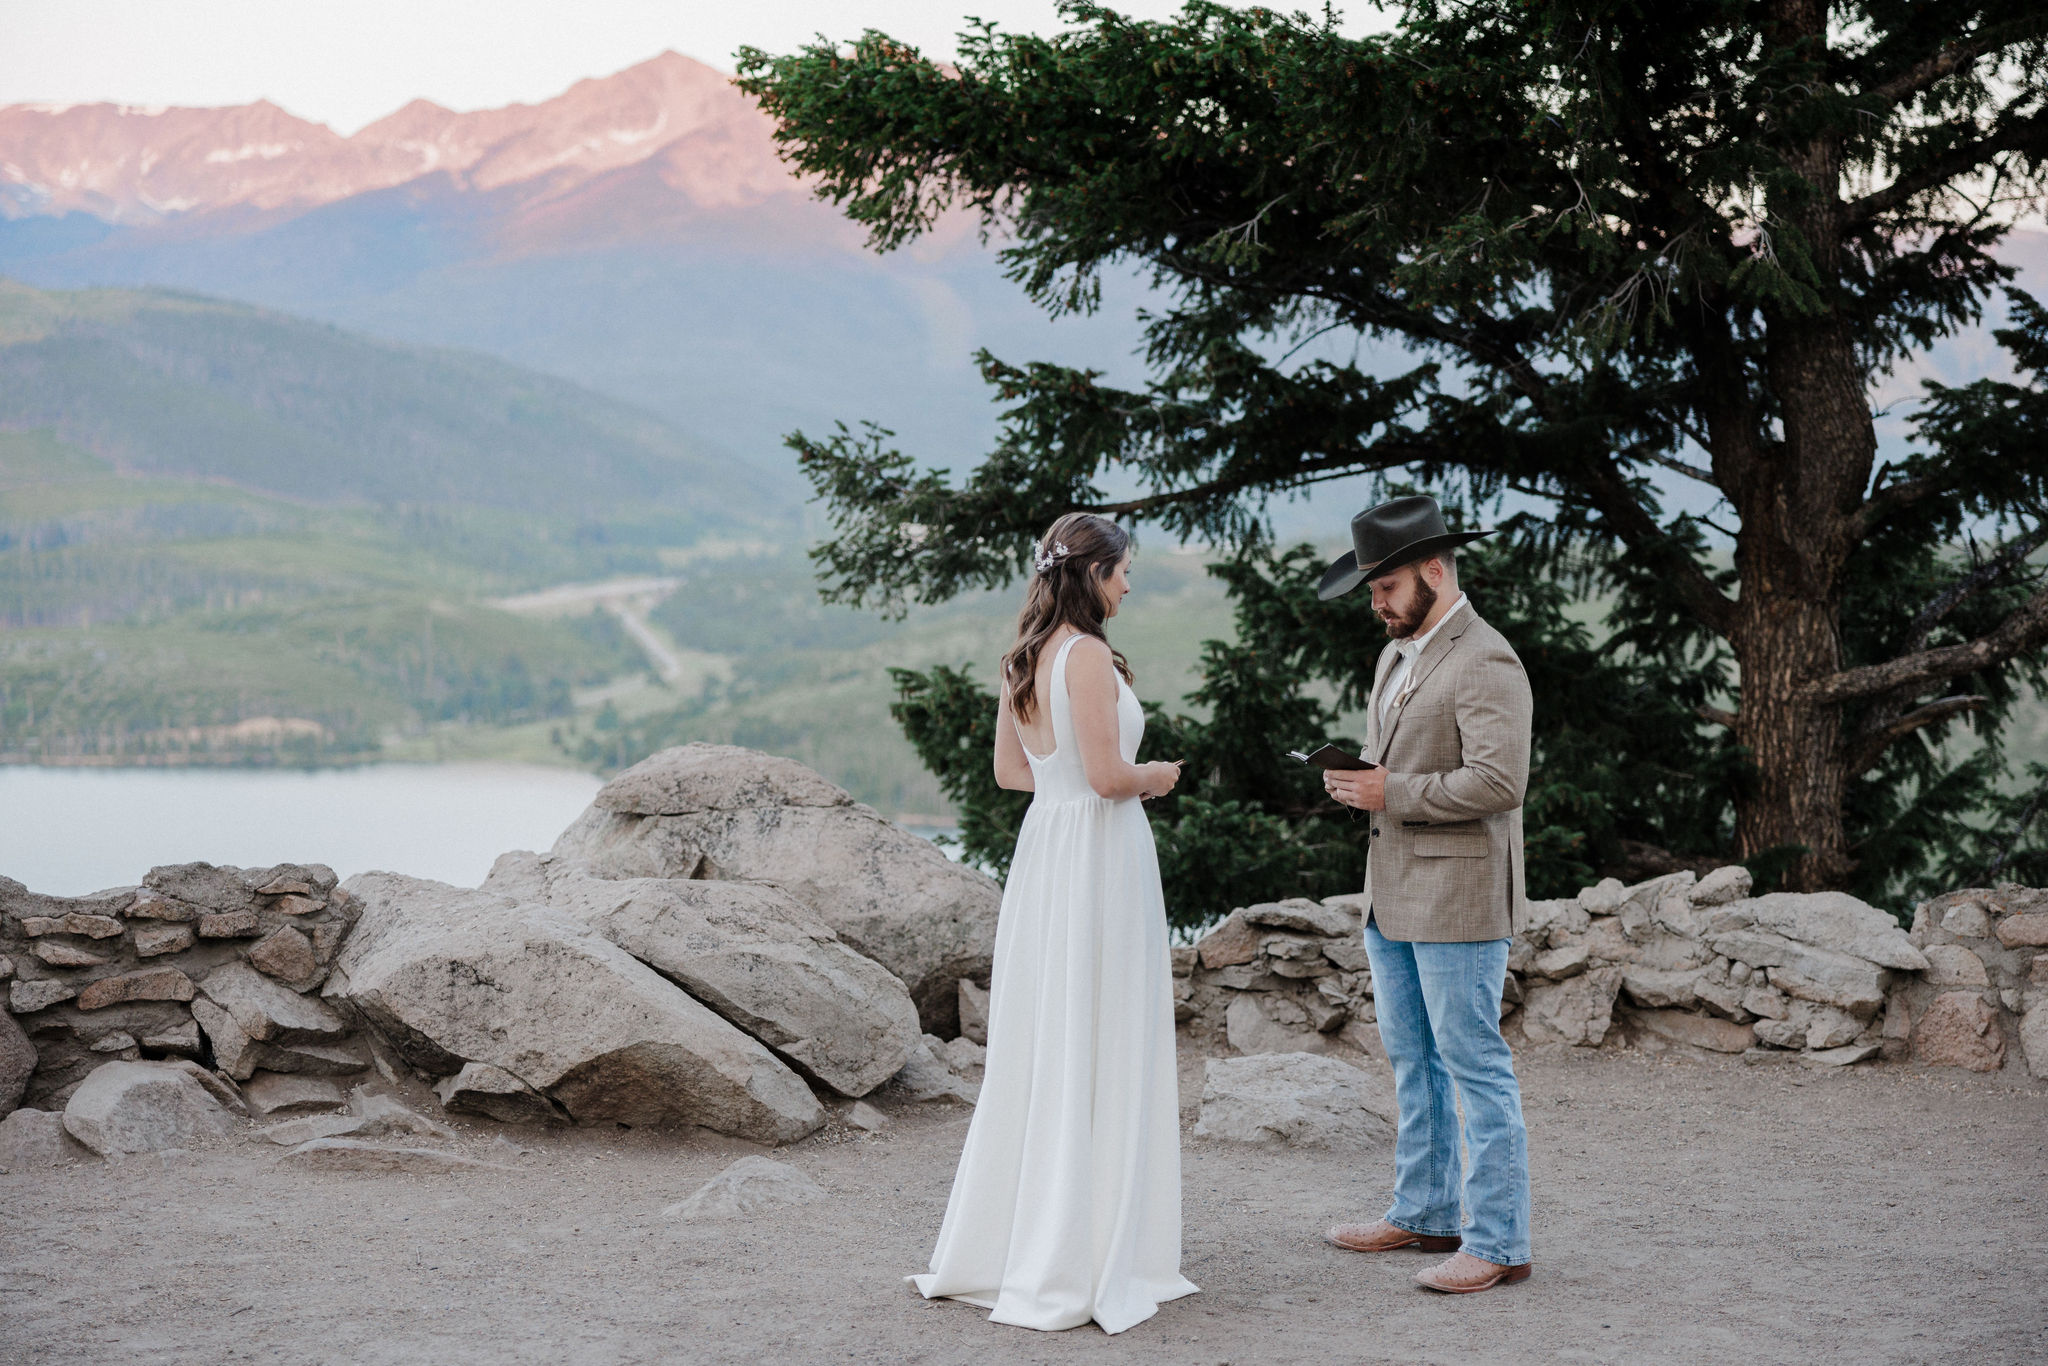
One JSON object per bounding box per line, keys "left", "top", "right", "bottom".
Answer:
{"left": 1377, "top": 593, "right": 1469, "bottom": 726}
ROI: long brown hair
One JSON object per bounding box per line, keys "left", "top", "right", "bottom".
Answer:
{"left": 1002, "top": 512, "right": 1135, "bottom": 723}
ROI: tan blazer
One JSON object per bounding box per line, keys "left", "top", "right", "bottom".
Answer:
{"left": 1360, "top": 607, "right": 1532, "bottom": 942}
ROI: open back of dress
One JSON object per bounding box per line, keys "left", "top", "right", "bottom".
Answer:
{"left": 910, "top": 633, "right": 1198, "bottom": 1334}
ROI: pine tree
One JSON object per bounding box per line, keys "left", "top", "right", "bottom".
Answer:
{"left": 738, "top": 2, "right": 2048, "bottom": 901}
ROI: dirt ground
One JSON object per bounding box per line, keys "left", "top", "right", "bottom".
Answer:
{"left": 3, "top": 1039, "right": 2042, "bottom": 1366}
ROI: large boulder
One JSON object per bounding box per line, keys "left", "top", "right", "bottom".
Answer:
{"left": 1193, "top": 1053, "right": 1395, "bottom": 1149}
{"left": 483, "top": 852, "right": 919, "bottom": 1097}
{"left": 1711, "top": 892, "right": 1928, "bottom": 972}
{"left": 549, "top": 744, "right": 1001, "bottom": 1036}
{"left": 329, "top": 872, "right": 824, "bottom": 1143}
{"left": 1706, "top": 928, "right": 1890, "bottom": 1016}
{"left": 61, "top": 1060, "right": 238, "bottom": 1157}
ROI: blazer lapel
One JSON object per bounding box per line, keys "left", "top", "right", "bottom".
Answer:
{"left": 1365, "top": 642, "right": 1398, "bottom": 762}
{"left": 1376, "top": 609, "right": 1476, "bottom": 752}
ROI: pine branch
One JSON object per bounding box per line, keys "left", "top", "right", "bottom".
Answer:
{"left": 1903, "top": 522, "right": 2048, "bottom": 654}
{"left": 1846, "top": 694, "right": 1989, "bottom": 776}
{"left": 1697, "top": 705, "right": 1739, "bottom": 729}
{"left": 1805, "top": 583, "right": 2048, "bottom": 703}
{"left": 1863, "top": 16, "right": 2048, "bottom": 106}
{"left": 1845, "top": 110, "right": 2048, "bottom": 227}
{"left": 1576, "top": 452, "right": 1739, "bottom": 636}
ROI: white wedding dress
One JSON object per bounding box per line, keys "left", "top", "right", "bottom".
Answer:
{"left": 910, "top": 634, "right": 1199, "bottom": 1333}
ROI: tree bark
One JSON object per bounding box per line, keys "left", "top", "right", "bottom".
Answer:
{"left": 1728, "top": 0, "right": 1878, "bottom": 890}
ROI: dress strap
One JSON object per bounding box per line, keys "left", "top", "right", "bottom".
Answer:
{"left": 1048, "top": 633, "right": 1085, "bottom": 746}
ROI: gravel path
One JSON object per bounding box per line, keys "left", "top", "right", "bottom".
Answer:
{"left": 3, "top": 1044, "right": 2041, "bottom": 1365}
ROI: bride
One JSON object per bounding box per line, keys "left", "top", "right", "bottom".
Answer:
{"left": 910, "top": 512, "right": 1200, "bottom": 1334}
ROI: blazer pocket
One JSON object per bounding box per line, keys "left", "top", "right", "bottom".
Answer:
{"left": 1413, "top": 832, "right": 1488, "bottom": 858}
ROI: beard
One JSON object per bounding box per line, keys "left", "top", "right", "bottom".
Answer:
{"left": 1379, "top": 574, "right": 1438, "bottom": 639}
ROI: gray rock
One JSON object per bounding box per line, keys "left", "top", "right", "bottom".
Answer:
{"left": 1531, "top": 943, "right": 1590, "bottom": 980}
{"left": 17, "top": 912, "right": 125, "bottom": 939}
{"left": 1524, "top": 898, "right": 1590, "bottom": 949}
{"left": 61, "top": 1060, "right": 238, "bottom": 1157}
{"left": 246, "top": 927, "right": 322, "bottom": 988}
{"left": 1520, "top": 967, "right": 1624, "bottom": 1046}
{"left": 199, "top": 961, "right": 350, "bottom": 1044}
{"left": 0, "top": 1108, "right": 98, "bottom": 1168}
{"left": 138, "top": 1021, "right": 202, "bottom": 1057}
{"left": 1226, "top": 993, "right": 1329, "bottom": 1056}
{"left": 163, "top": 1058, "right": 247, "bottom": 1115}
{"left": 31, "top": 941, "right": 111, "bottom": 969}
{"left": 133, "top": 924, "right": 195, "bottom": 958}
{"left": 347, "top": 1088, "right": 459, "bottom": 1141}
{"left": 595, "top": 743, "right": 851, "bottom": 816}
{"left": 1630, "top": 1009, "right": 1755, "bottom": 1053}
{"left": 1937, "top": 897, "right": 1994, "bottom": 940}
{"left": 1708, "top": 929, "right": 1890, "bottom": 1016}
{"left": 0, "top": 1008, "right": 33, "bottom": 1116}
{"left": 1803, "top": 1004, "right": 1864, "bottom": 1049}
{"left": 1240, "top": 898, "right": 1355, "bottom": 937}
{"left": 334, "top": 872, "right": 823, "bottom": 1142}
{"left": 936, "top": 1035, "right": 986, "bottom": 1078}
{"left": 1193, "top": 1053, "right": 1395, "bottom": 1150}
{"left": 845, "top": 1101, "right": 888, "bottom": 1132}
{"left": 1577, "top": 878, "right": 1625, "bottom": 915}
{"left": 2020, "top": 1003, "right": 2048, "bottom": 1081}
{"left": 12, "top": 977, "right": 81, "bottom": 1012}
{"left": 144, "top": 862, "right": 261, "bottom": 913}
{"left": 1721, "top": 892, "right": 1927, "bottom": 971}
{"left": 483, "top": 853, "right": 919, "bottom": 1098}
{"left": 189, "top": 997, "right": 256, "bottom": 1080}
{"left": 76, "top": 967, "right": 196, "bottom": 1010}
{"left": 89, "top": 1032, "right": 138, "bottom": 1053}
{"left": 434, "top": 1062, "right": 566, "bottom": 1125}
{"left": 1921, "top": 944, "right": 1990, "bottom": 988}
{"left": 1321, "top": 939, "right": 1372, "bottom": 972}
{"left": 241, "top": 1072, "right": 348, "bottom": 1117}
{"left": 1620, "top": 967, "right": 1702, "bottom": 1011}
{"left": 279, "top": 1138, "right": 507, "bottom": 1173}
{"left": 253, "top": 1113, "right": 364, "bottom": 1146}
{"left": 663, "top": 1155, "right": 826, "bottom": 1221}
{"left": 883, "top": 1036, "right": 978, "bottom": 1103}
{"left": 1688, "top": 865, "right": 1753, "bottom": 906}
{"left": 550, "top": 744, "right": 1001, "bottom": 1037}
{"left": 1804, "top": 1043, "right": 1882, "bottom": 1066}
{"left": 956, "top": 979, "right": 990, "bottom": 1046}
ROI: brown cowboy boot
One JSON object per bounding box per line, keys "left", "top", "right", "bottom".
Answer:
{"left": 1324, "top": 1219, "right": 1462, "bottom": 1253}
{"left": 1413, "top": 1250, "right": 1532, "bottom": 1293}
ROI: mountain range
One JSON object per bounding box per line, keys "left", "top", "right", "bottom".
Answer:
{"left": 0, "top": 52, "right": 1146, "bottom": 469}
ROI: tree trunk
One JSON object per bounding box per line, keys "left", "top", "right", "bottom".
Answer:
{"left": 1727, "top": 3, "right": 1878, "bottom": 891}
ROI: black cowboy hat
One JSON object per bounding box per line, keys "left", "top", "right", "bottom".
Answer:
{"left": 1316, "top": 495, "right": 1493, "bottom": 601}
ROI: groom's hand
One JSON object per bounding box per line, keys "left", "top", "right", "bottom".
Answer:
{"left": 1323, "top": 767, "right": 1387, "bottom": 811}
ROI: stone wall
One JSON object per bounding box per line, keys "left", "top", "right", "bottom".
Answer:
{"left": 1178, "top": 869, "right": 2048, "bottom": 1081}
{"left": 1, "top": 862, "right": 364, "bottom": 1111}
{"left": 1894, "top": 886, "right": 2048, "bottom": 1074}
{"left": 0, "top": 743, "right": 1003, "bottom": 1150}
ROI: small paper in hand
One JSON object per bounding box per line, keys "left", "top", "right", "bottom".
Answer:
{"left": 1287, "top": 744, "right": 1377, "bottom": 772}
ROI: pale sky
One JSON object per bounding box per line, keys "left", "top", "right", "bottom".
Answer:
{"left": 0, "top": 1, "right": 1394, "bottom": 134}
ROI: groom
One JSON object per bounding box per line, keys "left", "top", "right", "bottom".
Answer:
{"left": 1314, "top": 495, "right": 1534, "bottom": 1294}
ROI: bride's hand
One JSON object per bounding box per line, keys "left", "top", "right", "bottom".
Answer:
{"left": 1141, "top": 760, "right": 1182, "bottom": 799}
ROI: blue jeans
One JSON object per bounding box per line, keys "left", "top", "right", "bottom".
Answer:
{"left": 1363, "top": 915, "right": 1531, "bottom": 1266}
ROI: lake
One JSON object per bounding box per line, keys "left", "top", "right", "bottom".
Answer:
{"left": 0, "top": 763, "right": 606, "bottom": 896}
{"left": 0, "top": 763, "right": 963, "bottom": 897}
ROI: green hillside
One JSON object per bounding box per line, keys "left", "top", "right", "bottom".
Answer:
{"left": 0, "top": 279, "right": 803, "bottom": 766}
{"left": 0, "top": 278, "right": 789, "bottom": 520}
